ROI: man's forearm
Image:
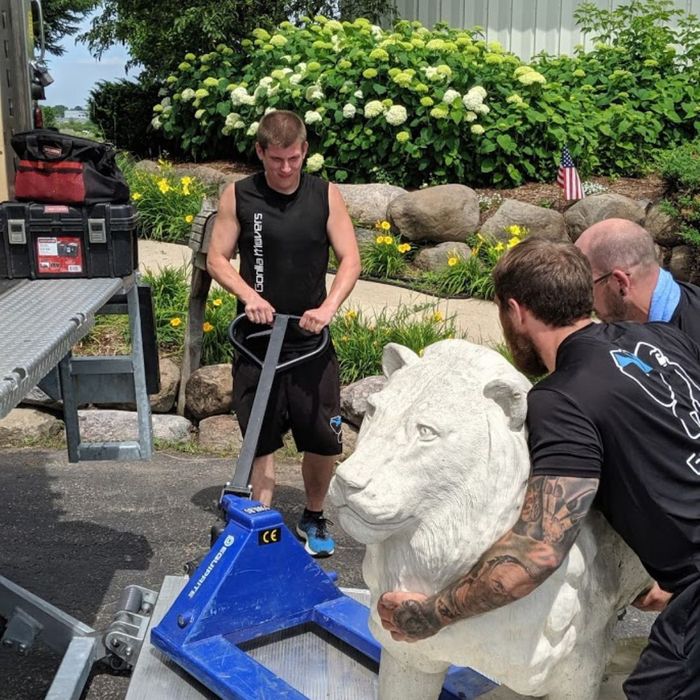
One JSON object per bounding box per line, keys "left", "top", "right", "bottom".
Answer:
{"left": 321, "top": 257, "right": 360, "bottom": 315}
{"left": 207, "top": 255, "right": 256, "bottom": 305}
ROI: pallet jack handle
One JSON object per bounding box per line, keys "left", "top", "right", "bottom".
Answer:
{"left": 221, "top": 313, "right": 329, "bottom": 501}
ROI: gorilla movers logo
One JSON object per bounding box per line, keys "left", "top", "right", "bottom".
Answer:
{"left": 611, "top": 343, "right": 700, "bottom": 475}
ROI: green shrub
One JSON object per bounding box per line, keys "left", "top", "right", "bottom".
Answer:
{"left": 657, "top": 140, "right": 700, "bottom": 246}
{"left": 120, "top": 157, "right": 215, "bottom": 242}
{"left": 360, "top": 220, "right": 412, "bottom": 278}
{"left": 89, "top": 79, "right": 174, "bottom": 157}
{"left": 331, "top": 304, "right": 459, "bottom": 384}
{"left": 152, "top": 2, "right": 700, "bottom": 186}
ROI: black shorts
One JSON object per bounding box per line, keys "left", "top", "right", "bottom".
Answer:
{"left": 232, "top": 346, "right": 343, "bottom": 457}
{"left": 623, "top": 577, "right": 700, "bottom": 699}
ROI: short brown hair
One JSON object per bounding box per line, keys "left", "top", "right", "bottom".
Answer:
{"left": 256, "top": 110, "right": 307, "bottom": 149}
{"left": 492, "top": 237, "right": 593, "bottom": 326}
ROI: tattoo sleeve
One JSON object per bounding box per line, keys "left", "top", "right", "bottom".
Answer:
{"left": 396, "top": 475, "right": 599, "bottom": 638}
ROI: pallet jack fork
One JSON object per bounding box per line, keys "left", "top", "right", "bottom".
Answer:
{"left": 151, "top": 314, "right": 496, "bottom": 699}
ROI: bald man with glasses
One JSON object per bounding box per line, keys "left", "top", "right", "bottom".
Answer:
{"left": 576, "top": 218, "right": 700, "bottom": 343}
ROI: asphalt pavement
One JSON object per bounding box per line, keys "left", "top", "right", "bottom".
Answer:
{"left": 0, "top": 447, "right": 365, "bottom": 700}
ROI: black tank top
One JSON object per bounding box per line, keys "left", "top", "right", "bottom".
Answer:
{"left": 235, "top": 172, "right": 330, "bottom": 317}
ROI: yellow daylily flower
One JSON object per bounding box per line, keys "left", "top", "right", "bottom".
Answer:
{"left": 433, "top": 311, "right": 444, "bottom": 322}
{"left": 344, "top": 309, "right": 358, "bottom": 320}
{"left": 157, "top": 178, "right": 172, "bottom": 194}
{"left": 212, "top": 298, "right": 223, "bottom": 307}
{"left": 448, "top": 257, "right": 458, "bottom": 267}
{"left": 132, "top": 192, "right": 143, "bottom": 201}
{"left": 202, "top": 322, "right": 214, "bottom": 333}
{"left": 170, "top": 317, "right": 182, "bottom": 327}
{"left": 380, "top": 220, "right": 391, "bottom": 231}
{"left": 184, "top": 214, "right": 194, "bottom": 223}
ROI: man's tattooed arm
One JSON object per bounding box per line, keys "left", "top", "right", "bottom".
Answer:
{"left": 379, "top": 475, "right": 599, "bottom": 641}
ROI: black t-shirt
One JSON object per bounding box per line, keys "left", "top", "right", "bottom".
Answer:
{"left": 234, "top": 172, "right": 331, "bottom": 357}
{"left": 527, "top": 321, "right": 700, "bottom": 592}
{"left": 670, "top": 280, "right": 700, "bottom": 346}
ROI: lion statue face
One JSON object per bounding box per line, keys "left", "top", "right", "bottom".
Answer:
{"left": 330, "top": 339, "right": 532, "bottom": 588}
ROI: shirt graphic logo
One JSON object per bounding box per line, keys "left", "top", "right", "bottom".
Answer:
{"left": 610, "top": 343, "right": 700, "bottom": 443}
{"left": 329, "top": 415, "right": 342, "bottom": 443}
{"left": 253, "top": 212, "right": 264, "bottom": 292}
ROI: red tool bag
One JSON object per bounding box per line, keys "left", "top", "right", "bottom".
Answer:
{"left": 11, "top": 129, "right": 130, "bottom": 205}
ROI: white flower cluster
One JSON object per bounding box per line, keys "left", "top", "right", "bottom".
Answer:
{"left": 462, "top": 86, "right": 489, "bottom": 114}
{"left": 442, "top": 89, "right": 460, "bottom": 105}
{"left": 385, "top": 105, "right": 408, "bottom": 126}
{"left": 306, "top": 153, "right": 325, "bottom": 172}
{"left": 181, "top": 88, "right": 196, "bottom": 102}
{"left": 231, "top": 86, "right": 255, "bottom": 106}
{"left": 222, "top": 112, "right": 246, "bottom": 135}
{"left": 304, "top": 110, "right": 323, "bottom": 125}
{"left": 342, "top": 103, "right": 357, "bottom": 119}
{"left": 364, "top": 100, "right": 385, "bottom": 118}
{"left": 305, "top": 84, "right": 324, "bottom": 102}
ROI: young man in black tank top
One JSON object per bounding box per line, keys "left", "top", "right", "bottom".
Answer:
{"left": 378, "top": 238, "right": 699, "bottom": 699}
{"left": 207, "top": 111, "right": 360, "bottom": 557}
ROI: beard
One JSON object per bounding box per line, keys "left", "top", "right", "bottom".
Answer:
{"left": 502, "top": 315, "right": 549, "bottom": 378}
{"left": 596, "top": 286, "right": 626, "bottom": 323}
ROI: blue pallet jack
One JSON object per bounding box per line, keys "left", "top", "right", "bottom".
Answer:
{"left": 151, "top": 314, "right": 497, "bottom": 699}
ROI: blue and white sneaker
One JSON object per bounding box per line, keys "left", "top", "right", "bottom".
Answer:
{"left": 296, "top": 515, "right": 335, "bottom": 558}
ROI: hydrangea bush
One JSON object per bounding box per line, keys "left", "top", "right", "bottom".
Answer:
{"left": 153, "top": 2, "right": 700, "bottom": 187}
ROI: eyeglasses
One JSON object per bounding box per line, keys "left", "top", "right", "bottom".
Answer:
{"left": 593, "top": 271, "right": 630, "bottom": 285}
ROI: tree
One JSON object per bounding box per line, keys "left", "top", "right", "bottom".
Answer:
{"left": 41, "top": 0, "right": 99, "bottom": 56}
{"left": 81, "top": 0, "right": 396, "bottom": 76}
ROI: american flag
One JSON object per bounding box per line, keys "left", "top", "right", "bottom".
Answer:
{"left": 557, "top": 146, "right": 585, "bottom": 201}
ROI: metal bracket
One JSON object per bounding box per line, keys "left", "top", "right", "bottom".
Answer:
{"left": 103, "top": 585, "right": 157, "bottom": 667}
{"left": 1, "top": 606, "right": 43, "bottom": 654}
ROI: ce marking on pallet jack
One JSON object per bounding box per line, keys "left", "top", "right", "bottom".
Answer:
{"left": 258, "top": 528, "right": 281, "bottom": 545}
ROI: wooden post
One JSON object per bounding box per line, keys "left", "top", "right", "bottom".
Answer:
{"left": 177, "top": 199, "right": 218, "bottom": 416}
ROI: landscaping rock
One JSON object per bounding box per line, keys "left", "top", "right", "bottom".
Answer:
{"left": 340, "top": 375, "right": 387, "bottom": 428}
{"left": 19, "top": 386, "right": 63, "bottom": 411}
{"left": 133, "top": 159, "right": 159, "bottom": 174}
{"left": 414, "top": 242, "right": 472, "bottom": 272}
{"left": 78, "top": 409, "right": 194, "bottom": 443}
{"left": 0, "top": 408, "right": 63, "bottom": 445}
{"left": 668, "top": 245, "right": 697, "bottom": 282}
{"left": 198, "top": 414, "right": 243, "bottom": 454}
{"left": 355, "top": 227, "right": 378, "bottom": 246}
{"left": 185, "top": 364, "right": 233, "bottom": 420}
{"left": 191, "top": 165, "right": 229, "bottom": 185}
{"left": 388, "top": 184, "right": 480, "bottom": 243}
{"left": 480, "top": 199, "right": 567, "bottom": 242}
{"left": 337, "top": 183, "right": 407, "bottom": 227}
{"left": 565, "top": 194, "right": 646, "bottom": 241}
{"left": 340, "top": 423, "right": 359, "bottom": 461}
{"left": 645, "top": 204, "right": 683, "bottom": 248}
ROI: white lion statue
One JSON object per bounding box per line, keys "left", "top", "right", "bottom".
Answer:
{"left": 329, "top": 340, "right": 649, "bottom": 700}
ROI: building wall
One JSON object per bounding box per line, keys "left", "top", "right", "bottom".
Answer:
{"left": 391, "top": 0, "right": 700, "bottom": 60}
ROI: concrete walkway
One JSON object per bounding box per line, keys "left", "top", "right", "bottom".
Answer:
{"left": 138, "top": 240, "right": 505, "bottom": 347}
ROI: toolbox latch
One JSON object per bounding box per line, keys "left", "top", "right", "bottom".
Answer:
{"left": 88, "top": 218, "right": 107, "bottom": 244}
{"left": 8, "top": 220, "right": 26, "bottom": 245}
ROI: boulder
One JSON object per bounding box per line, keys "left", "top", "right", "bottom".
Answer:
{"left": 645, "top": 204, "right": 683, "bottom": 247}
{"left": 19, "top": 386, "right": 63, "bottom": 411}
{"left": 388, "top": 185, "right": 480, "bottom": 243}
{"left": 355, "top": 227, "right": 379, "bottom": 247}
{"left": 340, "top": 375, "right": 386, "bottom": 428}
{"left": 133, "top": 159, "right": 159, "bottom": 174}
{"left": 191, "top": 165, "right": 228, "bottom": 185}
{"left": 480, "top": 199, "right": 567, "bottom": 242}
{"left": 336, "top": 183, "right": 407, "bottom": 228}
{"left": 669, "top": 245, "right": 697, "bottom": 282}
{"left": 198, "top": 414, "right": 243, "bottom": 454}
{"left": 0, "top": 408, "right": 63, "bottom": 445}
{"left": 78, "top": 409, "right": 194, "bottom": 443}
{"left": 340, "top": 423, "right": 359, "bottom": 461}
{"left": 413, "top": 242, "right": 472, "bottom": 272}
{"left": 185, "top": 364, "right": 233, "bottom": 420}
{"left": 565, "top": 194, "right": 646, "bottom": 242}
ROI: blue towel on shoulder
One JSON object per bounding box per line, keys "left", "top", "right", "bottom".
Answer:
{"left": 648, "top": 268, "right": 681, "bottom": 322}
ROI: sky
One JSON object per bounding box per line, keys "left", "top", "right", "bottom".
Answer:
{"left": 46, "top": 13, "right": 131, "bottom": 108}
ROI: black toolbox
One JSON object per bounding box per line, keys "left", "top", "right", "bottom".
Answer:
{"left": 0, "top": 202, "right": 138, "bottom": 279}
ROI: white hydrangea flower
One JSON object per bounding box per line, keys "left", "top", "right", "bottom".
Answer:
{"left": 385, "top": 104, "right": 408, "bottom": 126}
{"left": 231, "top": 86, "right": 251, "bottom": 105}
{"left": 462, "top": 88, "right": 485, "bottom": 111}
{"left": 364, "top": 100, "right": 385, "bottom": 118}
{"left": 306, "top": 153, "right": 325, "bottom": 172}
{"left": 471, "top": 124, "right": 485, "bottom": 135}
{"left": 181, "top": 88, "right": 196, "bottom": 101}
{"left": 354, "top": 89, "right": 364, "bottom": 99}
{"left": 233, "top": 119, "right": 246, "bottom": 129}
{"left": 465, "top": 111, "right": 477, "bottom": 122}
{"left": 304, "top": 110, "right": 323, "bottom": 124}
{"left": 290, "top": 73, "right": 302, "bottom": 85}
{"left": 225, "top": 112, "right": 241, "bottom": 128}
{"left": 305, "top": 84, "right": 324, "bottom": 102}
{"left": 151, "top": 116, "right": 163, "bottom": 129}
{"left": 423, "top": 66, "right": 438, "bottom": 81}
{"left": 247, "top": 121, "right": 259, "bottom": 136}
{"left": 475, "top": 103, "right": 490, "bottom": 115}
{"left": 442, "top": 89, "right": 460, "bottom": 105}
{"left": 259, "top": 76, "right": 274, "bottom": 88}
{"left": 471, "top": 86, "right": 487, "bottom": 99}
{"left": 370, "top": 24, "right": 383, "bottom": 40}
{"left": 519, "top": 70, "right": 546, "bottom": 85}
{"left": 195, "top": 109, "right": 206, "bottom": 120}
{"left": 342, "top": 103, "right": 356, "bottom": 118}
{"left": 161, "top": 97, "right": 171, "bottom": 108}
